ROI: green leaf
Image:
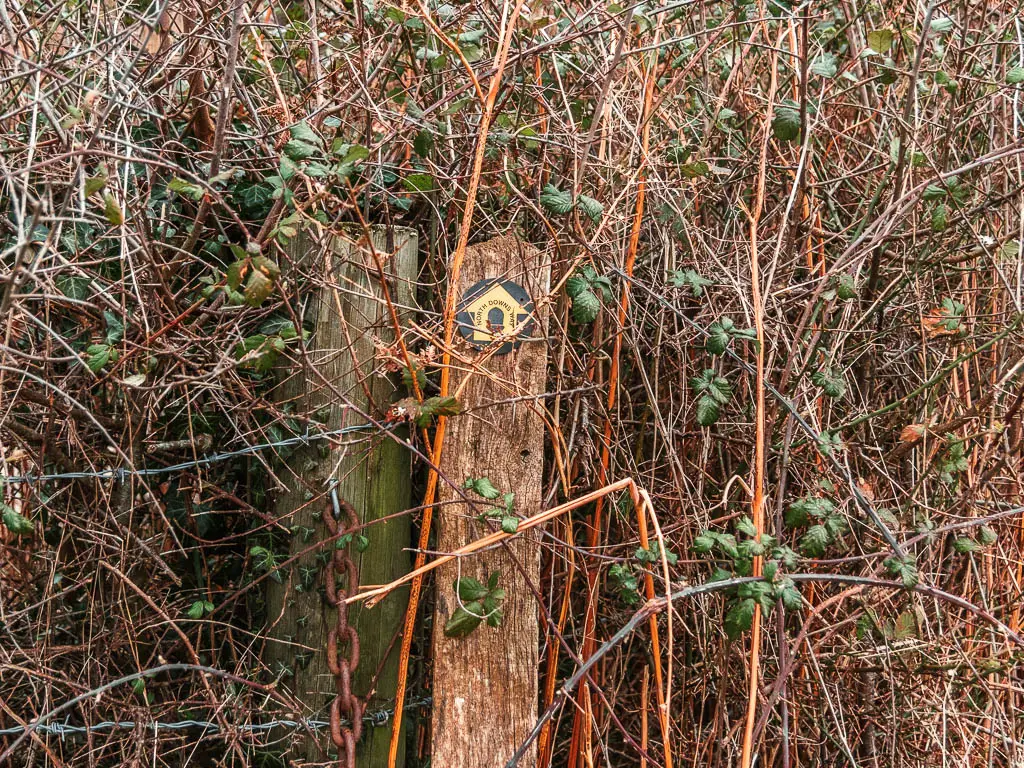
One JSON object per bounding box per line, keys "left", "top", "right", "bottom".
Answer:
{"left": 289, "top": 121, "right": 323, "bottom": 147}
{"left": 724, "top": 598, "right": 756, "bottom": 639}
{"left": 456, "top": 577, "right": 488, "bottom": 602}
{"left": 679, "top": 160, "right": 710, "bottom": 178}
{"left": 884, "top": 555, "right": 919, "bottom": 589}
{"left": 57, "top": 276, "right": 91, "bottom": 301}
{"left": 465, "top": 477, "right": 501, "bottom": 500}
{"left": 186, "top": 600, "right": 206, "bottom": 619}
{"left": 103, "top": 193, "right": 124, "bottom": 225}
{"left": 1007, "top": 67, "right": 1024, "bottom": 85}
{"left": 104, "top": 310, "right": 125, "bottom": 344}
{"left": 836, "top": 273, "right": 858, "bottom": 300}
{"left": 565, "top": 275, "right": 589, "bottom": 299}
{"left": 85, "top": 175, "right": 107, "bottom": 196}
{"left": 692, "top": 533, "right": 715, "bottom": 554}
{"left": 811, "top": 369, "right": 846, "bottom": 399}
{"left": 780, "top": 585, "right": 803, "bottom": 611}
{"left": 706, "top": 321, "right": 731, "bottom": 355}
{"left": 444, "top": 601, "right": 484, "bottom": 637}
{"left": 576, "top": 194, "right": 603, "bottom": 222}
{"left": 167, "top": 177, "right": 204, "bottom": 201}
{"left": 695, "top": 396, "right": 720, "bottom": 427}
{"left": 867, "top": 28, "right": 894, "bottom": 53}
{"left": 737, "top": 580, "right": 775, "bottom": 614}
{"left": 691, "top": 369, "right": 732, "bottom": 404}
{"left": 283, "top": 139, "right": 319, "bottom": 161}
{"left": 669, "top": 269, "right": 712, "bottom": 297}
{"left": 539, "top": 183, "right": 574, "bottom": 214}
{"left": 771, "top": 106, "right": 801, "bottom": 142}
{"left": 952, "top": 537, "right": 980, "bottom": 554}
{"left": 244, "top": 269, "right": 275, "bottom": 307}
{"left": 86, "top": 344, "right": 112, "bottom": 372}
{"left": 403, "top": 172, "right": 434, "bottom": 192}
{"left": 736, "top": 516, "right": 758, "bottom": 538}
{"left": 929, "top": 16, "right": 953, "bottom": 33}
{"left": 2, "top": 503, "right": 34, "bottom": 536}
{"left": 931, "top": 203, "right": 948, "bottom": 232}
{"left": 799, "top": 524, "right": 831, "bottom": 557}
{"left": 978, "top": 525, "right": 998, "bottom": 546}
{"left": 414, "top": 129, "right": 434, "bottom": 156}
{"left": 572, "top": 288, "right": 601, "bottom": 324}
{"left": 811, "top": 53, "right": 838, "bottom": 78}
{"left": 500, "top": 516, "right": 519, "bottom": 534}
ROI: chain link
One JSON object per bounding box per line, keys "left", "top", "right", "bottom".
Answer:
{"left": 323, "top": 485, "right": 363, "bottom": 768}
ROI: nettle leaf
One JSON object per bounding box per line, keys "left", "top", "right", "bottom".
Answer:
{"left": 811, "top": 369, "right": 846, "bottom": 399}
{"left": 669, "top": 268, "right": 712, "bottom": 297}
{"left": 884, "top": 555, "right": 919, "bottom": 589}
{"left": 724, "top": 598, "right": 756, "bottom": 640}
{"left": 771, "top": 106, "right": 801, "bottom": 142}
{"left": 539, "top": 184, "right": 574, "bottom": 214}
{"left": 799, "top": 524, "right": 831, "bottom": 557}
{"left": 465, "top": 476, "right": 501, "bottom": 500}
{"left": 576, "top": 194, "right": 603, "bottom": 222}
{"left": 572, "top": 288, "right": 601, "bottom": 324}
{"left": 2, "top": 503, "right": 34, "bottom": 536}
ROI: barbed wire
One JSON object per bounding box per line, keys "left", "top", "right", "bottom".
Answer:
{"left": 0, "top": 697, "right": 433, "bottom": 740}
{"left": 0, "top": 423, "right": 388, "bottom": 485}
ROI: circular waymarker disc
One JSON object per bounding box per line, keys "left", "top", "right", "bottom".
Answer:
{"left": 455, "top": 278, "right": 537, "bottom": 354}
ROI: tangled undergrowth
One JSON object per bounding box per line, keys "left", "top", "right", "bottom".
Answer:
{"left": 2, "top": 0, "right": 1023, "bottom": 765}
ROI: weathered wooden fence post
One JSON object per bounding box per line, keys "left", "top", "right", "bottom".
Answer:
{"left": 266, "top": 226, "right": 417, "bottom": 767}
{"left": 429, "top": 236, "right": 550, "bottom": 767}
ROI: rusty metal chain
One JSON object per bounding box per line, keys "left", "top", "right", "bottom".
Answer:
{"left": 323, "top": 484, "right": 363, "bottom": 768}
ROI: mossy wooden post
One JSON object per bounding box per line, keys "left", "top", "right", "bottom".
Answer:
{"left": 429, "top": 236, "right": 550, "bottom": 768}
{"left": 266, "top": 226, "right": 416, "bottom": 767}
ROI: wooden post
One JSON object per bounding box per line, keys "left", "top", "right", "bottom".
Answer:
{"left": 430, "top": 236, "right": 550, "bottom": 767}
{"left": 266, "top": 226, "right": 417, "bottom": 767}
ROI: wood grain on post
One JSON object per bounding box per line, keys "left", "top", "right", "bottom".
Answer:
{"left": 430, "top": 236, "right": 550, "bottom": 768}
{"left": 266, "top": 226, "right": 416, "bottom": 767}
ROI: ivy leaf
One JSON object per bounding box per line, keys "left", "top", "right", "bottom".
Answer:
{"left": 444, "top": 601, "right": 484, "bottom": 637}
{"left": 2, "top": 503, "right": 34, "bottom": 536}
{"left": 724, "top": 598, "right": 756, "bottom": 640}
{"left": 539, "top": 184, "right": 574, "bottom": 215}
{"left": 799, "top": 524, "right": 831, "bottom": 557}
{"left": 86, "top": 344, "right": 112, "bottom": 372}
{"left": 576, "top": 194, "right": 603, "bottom": 222}
{"left": 465, "top": 477, "right": 501, "bottom": 500}
{"left": 771, "top": 106, "right": 801, "bottom": 142}
{"left": 811, "top": 53, "right": 838, "bottom": 78}
{"left": 243, "top": 256, "right": 280, "bottom": 307}
{"left": 283, "top": 139, "right": 319, "bottom": 161}
{"left": 104, "top": 311, "right": 125, "bottom": 344}
{"left": 572, "top": 288, "right": 601, "bottom": 324}
{"left": 289, "top": 121, "right": 323, "bottom": 148}
{"left": 811, "top": 369, "right": 846, "bottom": 399}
